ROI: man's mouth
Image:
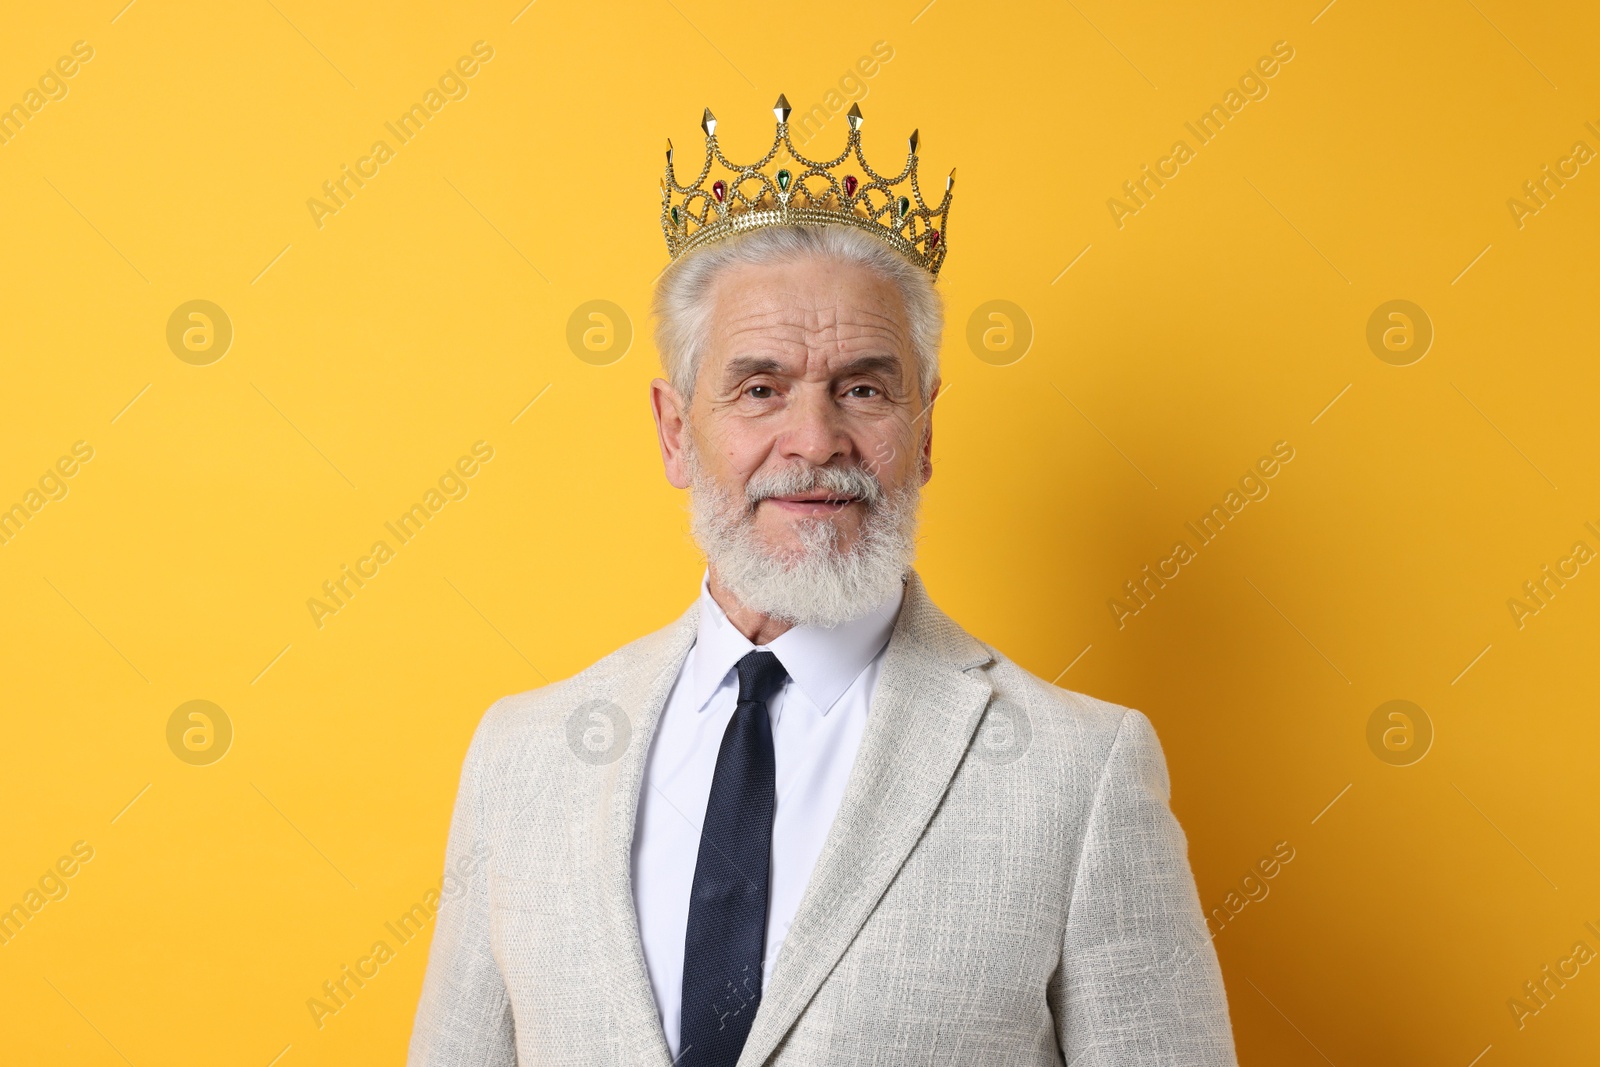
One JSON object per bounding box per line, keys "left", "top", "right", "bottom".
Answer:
{"left": 762, "top": 493, "right": 861, "bottom": 515}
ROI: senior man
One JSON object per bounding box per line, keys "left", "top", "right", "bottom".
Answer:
{"left": 409, "top": 99, "right": 1236, "bottom": 1067}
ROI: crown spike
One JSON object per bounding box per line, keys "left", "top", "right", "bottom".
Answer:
{"left": 774, "top": 93, "right": 791, "bottom": 123}
{"left": 946, "top": 167, "right": 956, "bottom": 192}
{"left": 846, "top": 103, "right": 863, "bottom": 131}
{"left": 908, "top": 128, "right": 920, "bottom": 155}
{"left": 665, "top": 138, "right": 673, "bottom": 166}
{"left": 701, "top": 108, "right": 717, "bottom": 136}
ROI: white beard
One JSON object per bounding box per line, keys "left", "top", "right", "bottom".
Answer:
{"left": 685, "top": 441, "right": 921, "bottom": 629}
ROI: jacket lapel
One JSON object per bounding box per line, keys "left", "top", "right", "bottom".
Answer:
{"left": 591, "top": 602, "right": 699, "bottom": 1067}
{"left": 737, "top": 570, "right": 995, "bottom": 1067}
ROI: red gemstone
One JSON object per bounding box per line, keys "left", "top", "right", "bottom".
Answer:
{"left": 843, "top": 174, "right": 858, "bottom": 196}
{"left": 712, "top": 180, "right": 726, "bottom": 202}
{"left": 928, "top": 229, "right": 941, "bottom": 249}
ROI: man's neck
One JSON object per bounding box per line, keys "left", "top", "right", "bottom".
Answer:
{"left": 706, "top": 568, "right": 794, "bottom": 645}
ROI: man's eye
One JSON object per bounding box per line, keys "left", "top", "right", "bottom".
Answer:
{"left": 848, "top": 385, "right": 880, "bottom": 398}
{"left": 746, "top": 385, "right": 775, "bottom": 399}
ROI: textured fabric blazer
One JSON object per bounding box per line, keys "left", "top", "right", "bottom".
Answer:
{"left": 408, "top": 571, "right": 1237, "bottom": 1066}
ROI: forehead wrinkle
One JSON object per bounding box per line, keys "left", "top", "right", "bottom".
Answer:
{"left": 714, "top": 302, "right": 910, "bottom": 354}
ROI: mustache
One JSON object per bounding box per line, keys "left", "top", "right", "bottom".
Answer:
{"left": 744, "top": 463, "right": 885, "bottom": 509}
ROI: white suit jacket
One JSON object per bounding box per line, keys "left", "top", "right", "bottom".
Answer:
{"left": 408, "top": 571, "right": 1237, "bottom": 1065}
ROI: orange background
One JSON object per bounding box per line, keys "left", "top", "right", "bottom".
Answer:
{"left": 1, "top": 1, "right": 1597, "bottom": 1064}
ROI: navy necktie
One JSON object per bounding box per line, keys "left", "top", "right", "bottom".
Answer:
{"left": 678, "top": 650, "right": 788, "bottom": 1067}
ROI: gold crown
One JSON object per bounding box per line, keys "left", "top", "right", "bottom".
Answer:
{"left": 660, "top": 95, "right": 954, "bottom": 277}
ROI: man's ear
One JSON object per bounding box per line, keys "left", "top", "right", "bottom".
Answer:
{"left": 650, "top": 378, "right": 691, "bottom": 489}
{"left": 918, "top": 377, "right": 940, "bottom": 485}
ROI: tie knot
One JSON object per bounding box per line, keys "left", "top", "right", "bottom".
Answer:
{"left": 734, "top": 650, "right": 788, "bottom": 707}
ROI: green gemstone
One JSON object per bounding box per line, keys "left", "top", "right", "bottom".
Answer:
{"left": 777, "top": 168, "right": 791, "bottom": 191}
{"left": 897, "top": 195, "right": 910, "bottom": 218}
{"left": 670, "top": 206, "right": 679, "bottom": 226}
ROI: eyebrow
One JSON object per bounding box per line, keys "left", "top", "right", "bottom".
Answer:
{"left": 722, "top": 356, "right": 785, "bottom": 384}
{"left": 835, "top": 354, "right": 905, "bottom": 382}
{"left": 720, "top": 354, "right": 906, "bottom": 388}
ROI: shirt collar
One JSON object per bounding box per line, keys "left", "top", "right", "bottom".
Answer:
{"left": 690, "top": 569, "right": 904, "bottom": 716}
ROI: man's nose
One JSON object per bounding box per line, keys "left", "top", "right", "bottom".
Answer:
{"left": 777, "top": 385, "right": 851, "bottom": 467}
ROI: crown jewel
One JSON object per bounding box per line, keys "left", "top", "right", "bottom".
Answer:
{"left": 661, "top": 95, "right": 954, "bottom": 277}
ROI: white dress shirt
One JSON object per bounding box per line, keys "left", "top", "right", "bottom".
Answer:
{"left": 630, "top": 571, "right": 904, "bottom": 1057}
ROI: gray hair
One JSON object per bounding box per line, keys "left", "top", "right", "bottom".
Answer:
{"left": 650, "top": 224, "right": 943, "bottom": 404}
